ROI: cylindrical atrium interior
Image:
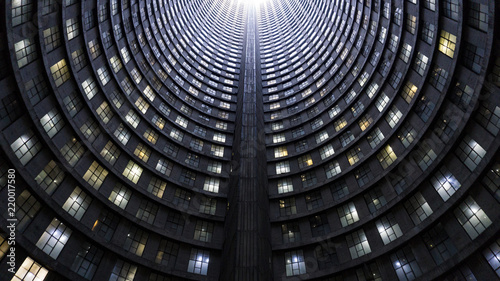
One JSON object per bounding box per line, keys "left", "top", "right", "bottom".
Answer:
{"left": 0, "top": 0, "right": 499, "bottom": 280}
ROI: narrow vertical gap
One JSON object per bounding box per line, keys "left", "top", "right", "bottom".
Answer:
{"left": 220, "top": 3, "right": 272, "bottom": 281}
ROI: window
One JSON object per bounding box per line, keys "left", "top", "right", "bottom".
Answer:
{"left": 439, "top": 30, "right": 457, "bottom": 58}
{"left": 114, "top": 123, "right": 131, "bottom": 145}
{"left": 399, "top": 43, "right": 412, "bottom": 63}
{"left": 12, "top": 257, "right": 48, "bottom": 281}
{"left": 274, "top": 146, "right": 288, "bottom": 158}
{"left": 469, "top": 2, "right": 488, "bottom": 32}
{"left": 100, "top": 140, "right": 120, "bottom": 165}
{"left": 476, "top": 103, "right": 500, "bottom": 136}
{"left": 71, "top": 242, "right": 103, "bottom": 280}
{"left": 421, "top": 21, "right": 435, "bottom": 44}
{"left": 83, "top": 161, "right": 108, "bottom": 190}
{"left": 123, "top": 226, "right": 148, "bottom": 256}
{"left": 331, "top": 179, "right": 349, "bottom": 200}
{"left": 277, "top": 178, "right": 293, "bottom": 194}
{"left": 346, "top": 229, "right": 371, "bottom": 259}
{"left": 109, "top": 183, "right": 131, "bottom": 209}
{"left": 424, "top": 0, "right": 436, "bottom": 11}
{"left": 14, "top": 38, "right": 37, "bottom": 68}
{"left": 279, "top": 197, "right": 297, "bottom": 216}
{"left": 483, "top": 238, "right": 500, "bottom": 278}
{"left": 415, "top": 144, "right": 437, "bottom": 171}
{"left": 199, "top": 197, "right": 217, "bottom": 215}
{"left": 299, "top": 172, "right": 316, "bottom": 188}
{"left": 391, "top": 247, "right": 422, "bottom": 281}
{"left": 367, "top": 127, "right": 385, "bottom": 149}
{"left": 454, "top": 196, "right": 492, "bottom": 239}
{"left": 187, "top": 248, "right": 210, "bottom": 275}
{"left": 16, "top": 190, "right": 41, "bottom": 232}
{"left": 179, "top": 169, "right": 196, "bottom": 186}
{"left": 39, "top": 109, "right": 64, "bottom": 138}
{"left": 34, "top": 160, "right": 65, "bottom": 195}
{"left": 125, "top": 110, "right": 140, "bottom": 128}
{"left": 203, "top": 177, "right": 220, "bottom": 193}
{"left": 36, "top": 218, "right": 72, "bottom": 259}
{"left": 450, "top": 82, "right": 474, "bottom": 111}
{"left": 96, "top": 101, "right": 113, "bottom": 124}
{"left": 91, "top": 209, "right": 118, "bottom": 241}
{"left": 398, "top": 122, "right": 417, "bottom": 148}
{"left": 442, "top": 0, "right": 459, "bottom": 20}
{"left": 377, "top": 145, "right": 397, "bottom": 169}
{"left": 431, "top": 166, "right": 461, "bottom": 201}
{"left": 309, "top": 214, "right": 330, "bottom": 237}
{"left": 455, "top": 135, "right": 486, "bottom": 171}
{"left": 80, "top": 119, "right": 100, "bottom": 142}
{"left": 43, "top": 26, "right": 61, "bottom": 52}
{"left": 282, "top": 222, "right": 301, "bottom": 243}
{"left": 50, "top": 59, "right": 70, "bottom": 87}
{"left": 63, "top": 91, "right": 83, "bottom": 117}
{"left": 385, "top": 105, "right": 403, "bottom": 128}
{"left": 147, "top": 177, "right": 166, "bottom": 199}
{"left": 354, "top": 164, "right": 373, "bottom": 187}
{"left": 347, "top": 147, "right": 363, "bottom": 166}
{"left": 405, "top": 192, "right": 433, "bottom": 225}
{"left": 376, "top": 213, "right": 403, "bottom": 245}
{"left": 66, "top": 18, "right": 80, "bottom": 40}
{"left": 97, "top": 67, "right": 110, "bottom": 85}
{"left": 12, "top": 0, "right": 35, "bottom": 26}
{"left": 325, "top": 161, "right": 341, "bottom": 179}
{"left": 156, "top": 239, "right": 179, "bottom": 266}
{"left": 109, "top": 260, "right": 137, "bottom": 281}
{"left": 210, "top": 145, "right": 224, "bottom": 158}
{"left": 297, "top": 154, "right": 313, "bottom": 168}
{"left": 422, "top": 223, "right": 457, "bottom": 265}
{"left": 483, "top": 163, "right": 500, "bottom": 201}
{"left": 338, "top": 202, "right": 359, "bottom": 227}
{"left": 136, "top": 200, "right": 158, "bottom": 224}
{"left": 401, "top": 82, "right": 418, "bottom": 104}
{"left": 194, "top": 220, "right": 214, "bottom": 242}
{"left": 462, "top": 42, "right": 485, "bottom": 74}
{"left": 413, "top": 53, "right": 429, "bottom": 76}
{"left": 305, "top": 191, "right": 323, "bottom": 210}
{"left": 285, "top": 250, "right": 306, "bottom": 276}
{"left": 25, "top": 75, "right": 49, "bottom": 105}
{"left": 276, "top": 161, "right": 290, "bottom": 174}
{"left": 358, "top": 114, "right": 373, "bottom": 131}
{"left": 375, "top": 92, "right": 389, "bottom": 112}
{"left": 364, "top": 187, "right": 387, "bottom": 213}
{"left": 11, "top": 130, "right": 42, "bottom": 165}
{"left": 62, "top": 186, "right": 91, "bottom": 221}
{"left": 319, "top": 144, "right": 334, "bottom": 159}
{"left": 406, "top": 14, "right": 417, "bottom": 34}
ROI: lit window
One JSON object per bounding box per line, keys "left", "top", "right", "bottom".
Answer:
{"left": 12, "top": 257, "right": 49, "bottom": 281}
{"left": 203, "top": 177, "right": 220, "bottom": 193}
{"left": 285, "top": 250, "right": 306, "bottom": 276}
{"left": 66, "top": 18, "right": 79, "bottom": 40}
{"left": 338, "top": 202, "right": 359, "bottom": 227}
{"left": 187, "top": 249, "right": 210, "bottom": 275}
{"left": 34, "top": 160, "right": 64, "bottom": 195}
{"left": 122, "top": 161, "right": 142, "bottom": 184}
{"left": 14, "top": 38, "right": 37, "bottom": 68}
{"left": 483, "top": 238, "right": 500, "bottom": 278}
{"left": 391, "top": 247, "right": 422, "bottom": 281}
{"left": 36, "top": 218, "right": 72, "bottom": 259}
{"left": 276, "top": 161, "right": 290, "bottom": 174}
{"left": 325, "top": 161, "right": 341, "bottom": 179}
{"left": 376, "top": 213, "right": 403, "bottom": 245}
{"left": 11, "top": 130, "right": 42, "bottom": 165}
{"left": 346, "top": 229, "right": 371, "bottom": 259}
{"left": 62, "top": 186, "right": 91, "bottom": 221}
{"left": 405, "top": 192, "right": 433, "bottom": 225}
{"left": 431, "top": 166, "right": 461, "bottom": 201}
{"left": 83, "top": 161, "right": 108, "bottom": 190}
{"left": 377, "top": 145, "right": 397, "bottom": 169}
{"left": 109, "top": 260, "right": 137, "bottom": 281}
{"left": 454, "top": 196, "right": 492, "bottom": 240}
{"left": 455, "top": 135, "right": 486, "bottom": 171}
{"left": 50, "top": 59, "right": 70, "bottom": 87}
{"left": 438, "top": 30, "right": 457, "bottom": 58}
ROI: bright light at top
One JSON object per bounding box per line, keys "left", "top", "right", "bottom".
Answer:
{"left": 238, "top": 0, "right": 268, "bottom": 5}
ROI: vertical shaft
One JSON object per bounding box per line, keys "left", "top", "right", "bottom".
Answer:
{"left": 220, "top": 4, "right": 272, "bottom": 281}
